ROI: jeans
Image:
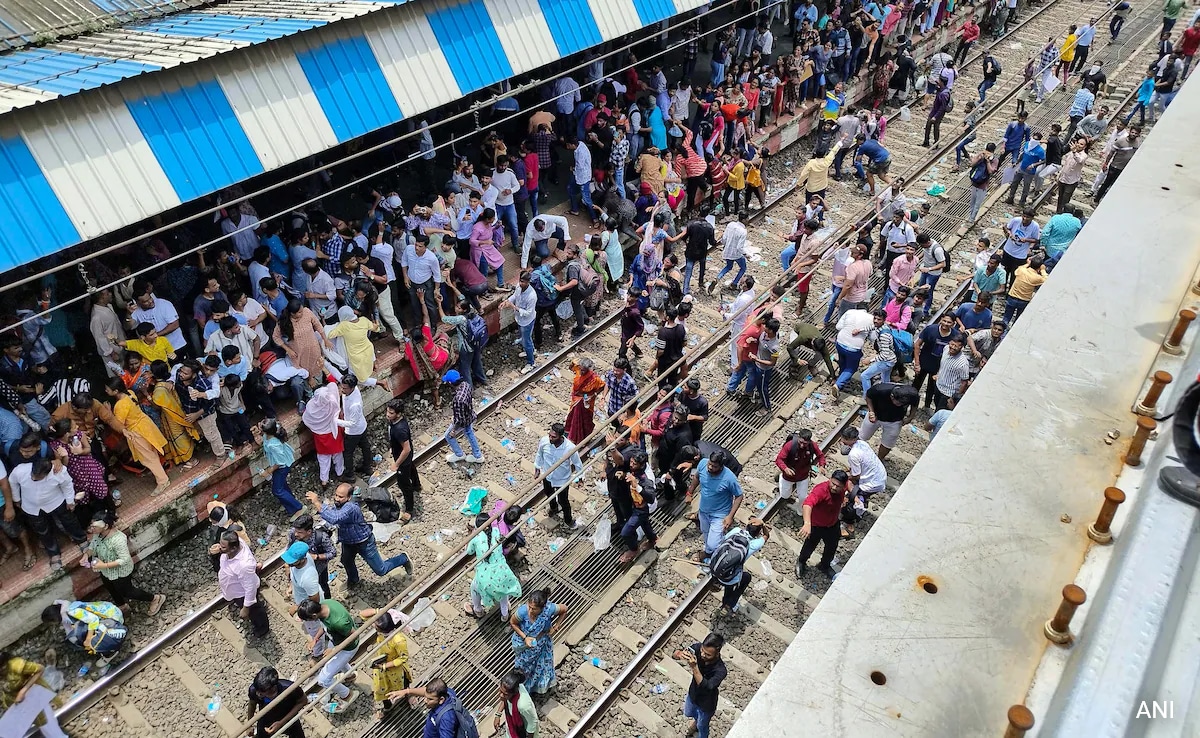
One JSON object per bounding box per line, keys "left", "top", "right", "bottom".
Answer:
{"left": 917, "top": 271, "right": 941, "bottom": 292}
{"left": 714, "top": 257, "right": 747, "bottom": 287}
{"left": 479, "top": 255, "right": 505, "bottom": 289}
{"left": 445, "top": 422, "right": 483, "bottom": 460}
{"left": 528, "top": 187, "right": 540, "bottom": 217}
{"left": 780, "top": 243, "right": 797, "bottom": 269}
{"left": 495, "top": 202, "right": 519, "bottom": 248}
{"left": 978, "top": 78, "right": 995, "bottom": 103}
{"left": 684, "top": 694, "right": 714, "bottom": 738}
{"left": 317, "top": 645, "right": 355, "bottom": 700}
{"left": 271, "top": 466, "right": 303, "bottom": 515}
{"left": 955, "top": 132, "right": 976, "bottom": 167}
{"left": 749, "top": 364, "right": 774, "bottom": 411}
{"left": 1110, "top": 14, "right": 1124, "bottom": 38}
{"left": 683, "top": 259, "right": 706, "bottom": 295}
{"left": 567, "top": 180, "right": 594, "bottom": 214}
{"left": 860, "top": 359, "right": 895, "bottom": 397}
{"left": 340, "top": 534, "right": 409, "bottom": 587}
{"left": 457, "top": 347, "right": 487, "bottom": 386}
{"left": 27, "top": 502, "right": 87, "bottom": 557}
{"left": 518, "top": 321, "right": 535, "bottom": 366}
{"left": 822, "top": 284, "right": 843, "bottom": 324}
{"left": 833, "top": 147, "right": 851, "bottom": 176}
{"left": 969, "top": 186, "right": 988, "bottom": 222}
{"left": 23, "top": 399, "right": 50, "bottom": 431}
{"left": 834, "top": 343, "right": 864, "bottom": 390}
{"left": 1002, "top": 296, "right": 1030, "bottom": 325}
{"left": 1164, "top": 17, "right": 1177, "bottom": 35}
{"left": 697, "top": 511, "right": 727, "bottom": 555}
{"left": 1006, "top": 169, "right": 1036, "bottom": 206}
{"left": 621, "top": 508, "right": 656, "bottom": 549}
{"left": 1125, "top": 101, "right": 1149, "bottom": 125}
{"left": 721, "top": 570, "right": 752, "bottom": 609}
{"left": 727, "top": 360, "right": 754, "bottom": 393}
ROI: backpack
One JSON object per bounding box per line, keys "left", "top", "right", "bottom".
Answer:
{"left": 430, "top": 695, "right": 480, "bottom": 738}
{"left": 461, "top": 314, "right": 488, "bottom": 352}
{"left": 886, "top": 327, "right": 915, "bottom": 364}
{"left": 361, "top": 486, "right": 401, "bottom": 524}
{"left": 990, "top": 57, "right": 1002, "bottom": 76}
{"left": 574, "top": 258, "right": 600, "bottom": 297}
{"left": 710, "top": 529, "right": 752, "bottom": 585}
{"left": 531, "top": 269, "right": 558, "bottom": 306}
{"left": 969, "top": 157, "right": 991, "bottom": 186}
{"left": 944, "top": 89, "right": 954, "bottom": 113}
{"left": 784, "top": 434, "right": 816, "bottom": 471}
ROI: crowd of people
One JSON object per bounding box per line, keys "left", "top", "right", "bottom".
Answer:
{"left": 5, "top": 0, "right": 1177, "bottom": 735}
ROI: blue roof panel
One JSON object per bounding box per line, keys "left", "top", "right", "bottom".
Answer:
{"left": 0, "top": 133, "right": 81, "bottom": 273}
{"left": 427, "top": 0, "right": 513, "bottom": 94}
{"left": 0, "top": 50, "right": 160, "bottom": 95}
{"left": 296, "top": 35, "right": 403, "bottom": 143}
{"left": 538, "top": 0, "right": 603, "bottom": 58}
{"left": 137, "top": 13, "right": 326, "bottom": 42}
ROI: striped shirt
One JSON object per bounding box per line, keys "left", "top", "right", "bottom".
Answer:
{"left": 873, "top": 329, "right": 897, "bottom": 364}
{"left": 935, "top": 349, "right": 972, "bottom": 398}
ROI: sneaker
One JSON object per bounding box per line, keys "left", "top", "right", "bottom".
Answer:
{"left": 400, "top": 555, "right": 413, "bottom": 576}
{"left": 148, "top": 593, "right": 166, "bottom": 616}
{"left": 518, "top": 351, "right": 527, "bottom": 358}
{"left": 445, "top": 452, "right": 467, "bottom": 464}
{"left": 705, "top": 280, "right": 716, "bottom": 295}
{"left": 468, "top": 454, "right": 485, "bottom": 464}
{"left": 520, "top": 365, "right": 535, "bottom": 375}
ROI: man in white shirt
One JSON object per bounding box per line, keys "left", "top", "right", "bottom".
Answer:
{"left": 10, "top": 456, "right": 87, "bottom": 567}
{"left": 338, "top": 374, "right": 372, "bottom": 480}
{"left": 299, "top": 258, "right": 337, "bottom": 321}
{"left": 879, "top": 209, "right": 917, "bottom": 282}
{"left": 833, "top": 308, "right": 878, "bottom": 396}
{"left": 503, "top": 271, "right": 539, "bottom": 374}
{"left": 722, "top": 276, "right": 758, "bottom": 369}
{"left": 838, "top": 426, "right": 888, "bottom": 535}
{"left": 130, "top": 291, "right": 188, "bottom": 357}
{"left": 400, "top": 235, "right": 443, "bottom": 321}
{"left": 220, "top": 209, "right": 261, "bottom": 262}
{"left": 709, "top": 212, "right": 748, "bottom": 295}
{"left": 521, "top": 215, "right": 571, "bottom": 268}
{"left": 231, "top": 291, "right": 269, "bottom": 348}
{"left": 565, "top": 138, "right": 596, "bottom": 226}
{"left": 491, "top": 158, "right": 523, "bottom": 250}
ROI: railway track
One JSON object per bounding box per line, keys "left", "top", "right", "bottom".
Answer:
{"left": 54, "top": 0, "right": 1165, "bottom": 735}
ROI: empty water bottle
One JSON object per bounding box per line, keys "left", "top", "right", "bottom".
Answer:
{"left": 651, "top": 684, "right": 670, "bottom": 694}
{"left": 206, "top": 693, "right": 222, "bottom": 716}
{"left": 591, "top": 657, "right": 608, "bottom": 668}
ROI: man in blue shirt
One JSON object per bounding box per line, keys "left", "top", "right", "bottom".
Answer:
{"left": 1004, "top": 131, "right": 1045, "bottom": 208}
{"left": 1072, "top": 18, "right": 1097, "bottom": 72}
{"left": 306, "top": 483, "right": 411, "bottom": 587}
{"left": 852, "top": 133, "right": 892, "bottom": 197}
{"left": 954, "top": 297, "right": 994, "bottom": 333}
{"left": 418, "top": 680, "right": 461, "bottom": 738}
{"left": 1066, "top": 82, "right": 1096, "bottom": 139}
{"left": 1001, "top": 111, "right": 1031, "bottom": 166}
{"left": 686, "top": 450, "right": 744, "bottom": 561}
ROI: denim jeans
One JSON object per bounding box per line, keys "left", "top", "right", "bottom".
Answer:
{"left": 620, "top": 508, "right": 657, "bottom": 549}
{"left": 271, "top": 466, "right": 303, "bottom": 515}
{"left": 518, "top": 321, "right": 535, "bottom": 366}
{"left": 528, "top": 187, "right": 540, "bottom": 217}
{"left": 683, "top": 259, "right": 706, "bottom": 295}
{"left": 567, "top": 180, "right": 594, "bottom": 214}
{"left": 684, "top": 693, "right": 714, "bottom": 738}
{"left": 457, "top": 347, "right": 487, "bottom": 386}
{"left": 727, "top": 360, "right": 754, "bottom": 393}
{"left": 822, "top": 284, "right": 843, "bottom": 324}
{"left": 340, "top": 534, "right": 410, "bottom": 586}
{"left": 834, "top": 343, "right": 864, "bottom": 390}
{"left": 1125, "top": 101, "right": 1149, "bottom": 125}
{"left": 1003, "top": 296, "right": 1030, "bottom": 325}
{"left": 860, "top": 359, "right": 896, "bottom": 397}
{"left": 495, "top": 202, "right": 519, "bottom": 248}
{"left": 479, "top": 255, "right": 505, "bottom": 288}
{"left": 955, "top": 132, "right": 976, "bottom": 167}
{"left": 697, "top": 511, "right": 727, "bottom": 555}
{"left": 780, "top": 243, "right": 797, "bottom": 269}
{"left": 749, "top": 364, "right": 774, "bottom": 411}
{"left": 445, "top": 422, "right": 483, "bottom": 460}
{"left": 714, "top": 257, "right": 747, "bottom": 287}
{"left": 917, "top": 272, "right": 941, "bottom": 292}
{"left": 978, "top": 78, "right": 996, "bottom": 103}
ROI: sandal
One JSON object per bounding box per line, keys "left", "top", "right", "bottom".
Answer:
{"left": 148, "top": 593, "right": 166, "bottom": 616}
{"left": 22, "top": 551, "right": 35, "bottom": 570}
{"left": 182, "top": 459, "right": 200, "bottom": 469}
{"left": 400, "top": 512, "right": 412, "bottom": 524}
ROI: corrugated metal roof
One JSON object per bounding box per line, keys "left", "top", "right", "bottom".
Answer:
{"left": 0, "top": 0, "right": 211, "bottom": 53}
{"left": 0, "top": 0, "right": 408, "bottom": 114}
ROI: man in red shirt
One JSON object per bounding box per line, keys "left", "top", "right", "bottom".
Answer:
{"left": 796, "top": 469, "right": 848, "bottom": 579}
{"left": 775, "top": 428, "right": 826, "bottom": 512}
{"left": 726, "top": 314, "right": 765, "bottom": 398}
{"left": 1179, "top": 19, "right": 1200, "bottom": 78}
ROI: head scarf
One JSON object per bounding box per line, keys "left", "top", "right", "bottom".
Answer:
{"left": 302, "top": 381, "right": 343, "bottom": 437}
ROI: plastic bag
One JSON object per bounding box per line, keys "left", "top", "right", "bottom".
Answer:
{"left": 460, "top": 487, "right": 488, "bottom": 516}
{"left": 42, "top": 665, "right": 65, "bottom": 691}
{"left": 555, "top": 300, "right": 575, "bottom": 320}
{"left": 404, "top": 597, "right": 437, "bottom": 632}
{"left": 592, "top": 516, "right": 612, "bottom": 552}
{"left": 898, "top": 105, "right": 912, "bottom": 123}
{"left": 760, "top": 558, "right": 775, "bottom": 579}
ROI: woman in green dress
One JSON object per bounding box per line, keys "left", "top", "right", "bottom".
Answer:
{"left": 465, "top": 512, "right": 522, "bottom": 619}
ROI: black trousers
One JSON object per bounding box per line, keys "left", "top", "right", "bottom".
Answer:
{"left": 912, "top": 364, "right": 941, "bottom": 407}
{"left": 228, "top": 596, "right": 270, "bottom": 637}
{"left": 797, "top": 523, "right": 840, "bottom": 569}
{"left": 610, "top": 486, "right": 633, "bottom": 529}
{"left": 316, "top": 566, "right": 331, "bottom": 600}
{"left": 106, "top": 573, "right": 153, "bottom": 606}
{"left": 342, "top": 431, "right": 373, "bottom": 475}
{"left": 1070, "top": 45, "right": 1090, "bottom": 72}
{"left": 396, "top": 461, "right": 420, "bottom": 514}
{"left": 1095, "top": 165, "right": 1124, "bottom": 201}
{"left": 722, "top": 570, "right": 752, "bottom": 609}
{"left": 27, "top": 503, "right": 86, "bottom": 557}
{"left": 923, "top": 116, "right": 943, "bottom": 145}
{"left": 244, "top": 370, "right": 276, "bottom": 418}
{"left": 533, "top": 304, "right": 562, "bottom": 347}
{"left": 217, "top": 412, "right": 253, "bottom": 447}
{"left": 545, "top": 479, "right": 574, "bottom": 526}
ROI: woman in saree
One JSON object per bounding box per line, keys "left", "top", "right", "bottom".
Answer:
{"left": 508, "top": 588, "right": 568, "bottom": 695}
{"left": 564, "top": 358, "right": 605, "bottom": 444}
{"left": 103, "top": 378, "right": 170, "bottom": 494}
{"left": 149, "top": 360, "right": 198, "bottom": 468}
{"left": 302, "top": 379, "right": 345, "bottom": 485}
{"left": 119, "top": 353, "right": 159, "bottom": 426}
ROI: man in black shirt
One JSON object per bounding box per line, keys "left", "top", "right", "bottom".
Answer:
{"left": 385, "top": 399, "right": 419, "bottom": 522}
{"left": 678, "top": 378, "right": 710, "bottom": 440}
{"left": 673, "top": 633, "right": 728, "bottom": 738}
{"left": 651, "top": 305, "right": 687, "bottom": 385}
{"left": 619, "top": 291, "right": 645, "bottom": 361}
{"left": 247, "top": 666, "right": 306, "bottom": 738}
{"left": 655, "top": 411, "right": 693, "bottom": 497}
{"left": 682, "top": 218, "right": 718, "bottom": 295}
{"left": 861, "top": 383, "right": 920, "bottom": 460}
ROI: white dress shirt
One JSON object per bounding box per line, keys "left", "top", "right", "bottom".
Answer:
{"left": 10, "top": 465, "right": 75, "bottom": 514}
{"left": 521, "top": 214, "right": 571, "bottom": 268}
{"left": 339, "top": 387, "right": 368, "bottom": 435}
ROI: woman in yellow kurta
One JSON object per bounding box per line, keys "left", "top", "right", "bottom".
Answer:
{"left": 327, "top": 306, "right": 378, "bottom": 382}
{"left": 104, "top": 378, "right": 170, "bottom": 493}
{"left": 359, "top": 607, "right": 417, "bottom": 720}
{"left": 149, "top": 360, "right": 198, "bottom": 468}
{"left": 2, "top": 653, "right": 64, "bottom": 735}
